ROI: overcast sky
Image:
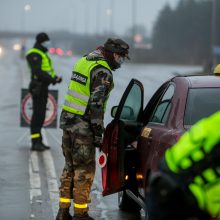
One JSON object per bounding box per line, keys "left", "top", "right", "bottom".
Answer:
{"left": 0, "top": 0, "right": 179, "bottom": 36}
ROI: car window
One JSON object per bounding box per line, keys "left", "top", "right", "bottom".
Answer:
{"left": 120, "top": 83, "right": 142, "bottom": 121}
{"left": 149, "top": 84, "right": 175, "bottom": 124}
{"left": 184, "top": 88, "right": 220, "bottom": 125}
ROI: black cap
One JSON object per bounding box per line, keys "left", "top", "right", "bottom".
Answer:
{"left": 104, "top": 38, "right": 130, "bottom": 59}
{"left": 36, "top": 32, "right": 50, "bottom": 43}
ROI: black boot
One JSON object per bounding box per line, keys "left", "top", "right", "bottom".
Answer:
{"left": 72, "top": 214, "right": 94, "bottom": 220}
{"left": 56, "top": 208, "right": 72, "bottom": 220}
{"left": 41, "top": 142, "right": 50, "bottom": 150}
{"left": 31, "top": 143, "right": 45, "bottom": 152}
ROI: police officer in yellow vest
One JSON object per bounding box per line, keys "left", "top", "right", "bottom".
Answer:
{"left": 26, "top": 32, "right": 62, "bottom": 151}
{"left": 146, "top": 111, "right": 220, "bottom": 220}
{"left": 56, "top": 38, "right": 129, "bottom": 220}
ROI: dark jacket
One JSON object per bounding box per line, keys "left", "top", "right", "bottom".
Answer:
{"left": 26, "top": 42, "right": 57, "bottom": 87}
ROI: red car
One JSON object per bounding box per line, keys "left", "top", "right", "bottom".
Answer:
{"left": 101, "top": 75, "right": 220, "bottom": 213}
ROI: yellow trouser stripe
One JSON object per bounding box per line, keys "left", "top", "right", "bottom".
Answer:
{"left": 60, "top": 198, "right": 71, "bottom": 203}
{"left": 31, "top": 133, "right": 40, "bottom": 139}
{"left": 74, "top": 203, "right": 88, "bottom": 209}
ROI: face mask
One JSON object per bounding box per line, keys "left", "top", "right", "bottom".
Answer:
{"left": 118, "top": 56, "right": 125, "bottom": 65}
{"left": 111, "top": 60, "right": 121, "bottom": 70}
{"left": 41, "top": 41, "right": 51, "bottom": 48}
{"left": 110, "top": 54, "right": 125, "bottom": 70}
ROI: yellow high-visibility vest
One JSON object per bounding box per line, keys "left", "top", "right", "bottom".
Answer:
{"left": 26, "top": 48, "right": 55, "bottom": 78}
{"left": 165, "top": 111, "right": 220, "bottom": 219}
{"left": 63, "top": 57, "right": 112, "bottom": 115}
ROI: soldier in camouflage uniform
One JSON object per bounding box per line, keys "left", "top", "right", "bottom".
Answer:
{"left": 56, "top": 38, "right": 130, "bottom": 220}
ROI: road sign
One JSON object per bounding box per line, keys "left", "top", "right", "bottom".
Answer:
{"left": 20, "top": 89, "right": 58, "bottom": 128}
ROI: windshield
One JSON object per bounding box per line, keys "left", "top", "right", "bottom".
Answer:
{"left": 184, "top": 88, "right": 220, "bottom": 126}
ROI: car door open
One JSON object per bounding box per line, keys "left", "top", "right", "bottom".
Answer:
{"left": 101, "top": 78, "right": 144, "bottom": 196}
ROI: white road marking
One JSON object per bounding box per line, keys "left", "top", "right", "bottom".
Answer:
{"left": 42, "top": 128, "right": 59, "bottom": 218}
{"left": 42, "top": 150, "right": 60, "bottom": 217}
{"left": 31, "top": 150, "right": 40, "bottom": 172}
{"left": 46, "top": 129, "right": 62, "bottom": 145}
{"left": 28, "top": 129, "right": 60, "bottom": 218}
{"left": 29, "top": 151, "right": 42, "bottom": 203}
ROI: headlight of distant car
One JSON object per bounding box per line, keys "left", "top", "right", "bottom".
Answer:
{"left": 13, "top": 43, "right": 21, "bottom": 51}
{"left": 0, "top": 46, "right": 3, "bottom": 56}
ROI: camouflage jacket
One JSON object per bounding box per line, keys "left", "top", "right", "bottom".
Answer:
{"left": 60, "top": 49, "right": 114, "bottom": 137}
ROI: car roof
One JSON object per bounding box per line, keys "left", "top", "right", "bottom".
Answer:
{"left": 173, "top": 74, "right": 220, "bottom": 88}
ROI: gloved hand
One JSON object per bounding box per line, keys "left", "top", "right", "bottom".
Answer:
{"left": 52, "top": 76, "right": 62, "bottom": 85}
{"left": 56, "top": 76, "right": 62, "bottom": 83}
{"left": 93, "top": 135, "right": 103, "bottom": 151}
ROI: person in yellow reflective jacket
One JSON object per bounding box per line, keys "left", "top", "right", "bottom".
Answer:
{"left": 146, "top": 111, "right": 220, "bottom": 220}
{"left": 26, "top": 32, "right": 62, "bottom": 151}
{"left": 56, "top": 38, "right": 130, "bottom": 220}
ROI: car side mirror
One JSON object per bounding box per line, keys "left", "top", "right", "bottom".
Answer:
{"left": 111, "top": 106, "right": 118, "bottom": 118}
{"left": 111, "top": 105, "right": 135, "bottom": 120}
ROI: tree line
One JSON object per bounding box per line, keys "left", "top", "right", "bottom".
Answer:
{"left": 151, "top": 0, "right": 220, "bottom": 65}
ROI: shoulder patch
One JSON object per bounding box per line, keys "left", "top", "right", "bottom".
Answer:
{"left": 71, "top": 71, "right": 88, "bottom": 85}
{"left": 33, "top": 56, "right": 38, "bottom": 61}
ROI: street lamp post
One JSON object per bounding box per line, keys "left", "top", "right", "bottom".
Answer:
{"left": 106, "top": 8, "right": 112, "bottom": 34}
{"left": 96, "top": 0, "right": 101, "bottom": 36}
{"left": 84, "top": 0, "right": 89, "bottom": 35}
{"left": 132, "top": 0, "right": 137, "bottom": 47}
{"left": 110, "top": 0, "right": 114, "bottom": 34}
{"left": 21, "top": 4, "right": 31, "bottom": 33}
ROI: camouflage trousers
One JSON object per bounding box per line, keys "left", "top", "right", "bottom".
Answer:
{"left": 58, "top": 119, "right": 95, "bottom": 216}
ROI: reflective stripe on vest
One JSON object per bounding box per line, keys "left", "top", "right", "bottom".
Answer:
{"left": 165, "top": 111, "right": 220, "bottom": 217}
{"left": 26, "top": 48, "right": 55, "bottom": 78}
{"left": 63, "top": 57, "right": 112, "bottom": 115}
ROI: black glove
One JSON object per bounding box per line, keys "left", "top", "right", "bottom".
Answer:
{"left": 93, "top": 135, "right": 103, "bottom": 151}
{"left": 52, "top": 76, "right": 62, "bottom": 85}
{"left": 56, "top": 76, "right": 62, "bottom": 83}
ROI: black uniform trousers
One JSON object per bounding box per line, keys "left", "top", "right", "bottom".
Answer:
{"left": 30, "top": 86, "right": 48, "bottom": 145}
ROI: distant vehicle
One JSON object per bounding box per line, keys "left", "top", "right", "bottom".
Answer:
{"left": 101, "top": 75, "right": 220, "bottom": 214}
{"left": 0, "top": 45, "right": 3, "bottom": 57}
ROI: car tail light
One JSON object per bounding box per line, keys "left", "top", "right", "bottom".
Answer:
{"left": 49, "top": 47, "right": 56, "bottom": 54}
{"left": 56, "top": 48, "right": 64, "bottom": 56}
{"left": 66, "top": 50, "right": 73, "bottom": 56}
